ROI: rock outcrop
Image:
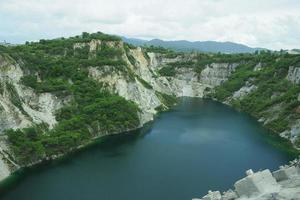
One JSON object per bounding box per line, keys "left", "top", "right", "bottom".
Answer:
{"left": 200, "top": 63, "right": 238, "bottom": 87}
{"left": 287, "top": 66, "right": 300, "bottom": 84}
{"left": 0, "top": 55, "right": 68, "bottom": 132}
{"left": 193, "top": 159, "right": 300, "bottom": 200}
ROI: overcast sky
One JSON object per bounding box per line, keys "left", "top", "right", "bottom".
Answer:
{"left": 1, "top": 0, "right": 300, "bottom": 50}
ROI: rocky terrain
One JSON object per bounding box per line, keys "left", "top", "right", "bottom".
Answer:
{"left": 0, "top": 32, "right": 299, "bottom": 190}
{"left": 193, "top": 159, "right": 300, "bottom": 200}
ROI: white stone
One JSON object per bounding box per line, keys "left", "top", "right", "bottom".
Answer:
{"left": 254, "top": 63, "right": 262, "bottom": 71}
{"left": 232, "top": 82, "right": 257, "bottom": 100}
{"left": 234, "top": 170, "right": 279, "bottom": 197}
{"left": 202, "top": 191, "right": 221, "bottom": 200}
{"left": 222, "top": 189, "right": 238, "bottom": 200}
{"left": 246, "top": 169, "right": 254, "bottom": 176}
{"left": 272, "top": 166, "right": 299, "bottom": 182}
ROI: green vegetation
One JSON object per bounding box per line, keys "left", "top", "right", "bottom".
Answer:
{"left": 5, "top": 81, "right": 27, "bottom": 116}
{"left": 3, "top": 32, "right": 140, "bottom": 165}
{"left": 124, "top": 43, "right": 137, "bottom": 66}
{"left": 144, "top": 45, "right": 174, "bottom": 54}
{"left": 155, "top": 91, "right": 177, "bottom": 108}
{"left": 212, "top": 62, "right": 258, "bottom": 100}
{"left": 136, "top": 76, "right": 153, "bottom": 89}
{"left": 0, "top": 82, "right": 4, "bottom": 95}
{"left": 7, "top": 93, "right": 139, "bottom": 165}
{"left": 155, "top": 91, "right": 177, "bottom": 112}
{"left": 158, "top": 66, "right": 176, "bottom": 76}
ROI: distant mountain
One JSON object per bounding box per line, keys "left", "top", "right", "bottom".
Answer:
{"left": 121, "top": 37, "right": 266, "bottom": 54}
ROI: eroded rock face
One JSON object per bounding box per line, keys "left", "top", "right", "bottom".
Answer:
{"left": 289, "top": 120, "right": 300, "bottom": 143}
{"left": 0, "top": 55, "right": 67, "bottom": 133}
{"left": 129, "top": 47, "right": 152, "bottom": 82}
{"left": 200, "top": 63, "right": 238, "bottom": 87}
{"left": 0, "top": 55, "right": 69, "bottom": 181}
{"left": 287, "top": 66, "right": 300, "bottom": 84}
{"left": 88, "top": 66, "right": 162, "bottom": 125}
{"left": 232, "top": 82, "right": 257, "bottom": 100}
{"left": 0, "top": 56, "right": 32, "bottom": 132}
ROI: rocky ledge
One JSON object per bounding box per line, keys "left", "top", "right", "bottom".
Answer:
{"left": 193, "top": 159, "right": 300, "bottom": 200}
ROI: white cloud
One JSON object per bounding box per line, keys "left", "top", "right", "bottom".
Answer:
{"left": 0, "top": 0, "right": 299, "bottom": 49}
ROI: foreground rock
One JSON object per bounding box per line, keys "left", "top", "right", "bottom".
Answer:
{"left": 193, "top": 159, "right": 300, "bottom": 200}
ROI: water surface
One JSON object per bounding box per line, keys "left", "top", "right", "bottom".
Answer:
{"left": 0, "top": 98, "right": 296, "bottom": 200}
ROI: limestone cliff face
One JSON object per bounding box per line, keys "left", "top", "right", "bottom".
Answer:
{"left": 200, "top": 63, "right": 238, "bottom": 87}
{"left": 287, "top": 66, "right": 300, "bottom": 84}
{"left": 285, "top": 66, "right": 300, "bottom": 144}
{"left": 88, "top": 65, "right": 161, "bottom": 125}
{"left": 0, "top": 55, "right": 69, "bottom": 133}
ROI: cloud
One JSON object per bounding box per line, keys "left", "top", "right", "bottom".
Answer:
{"left": 0, "top": 0, "right": 299, "bottom": 50}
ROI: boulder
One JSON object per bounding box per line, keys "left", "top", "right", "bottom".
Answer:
{"left": 272, "top": 166, "right": 299, "bottom": 182}
{"left": 202, "top": 191, "right": 222, "bottom": 200}
{"left": 234, "top": 169, "right": 279, "bottom": 197}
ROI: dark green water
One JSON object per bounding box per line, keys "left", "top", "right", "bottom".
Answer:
{"left": 0, "top": 98, "right": 296, "bottom": 200}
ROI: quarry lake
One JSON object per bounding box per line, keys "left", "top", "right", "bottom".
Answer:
{"left": 0, "top": 98, "right": 296, "bottom": 200}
